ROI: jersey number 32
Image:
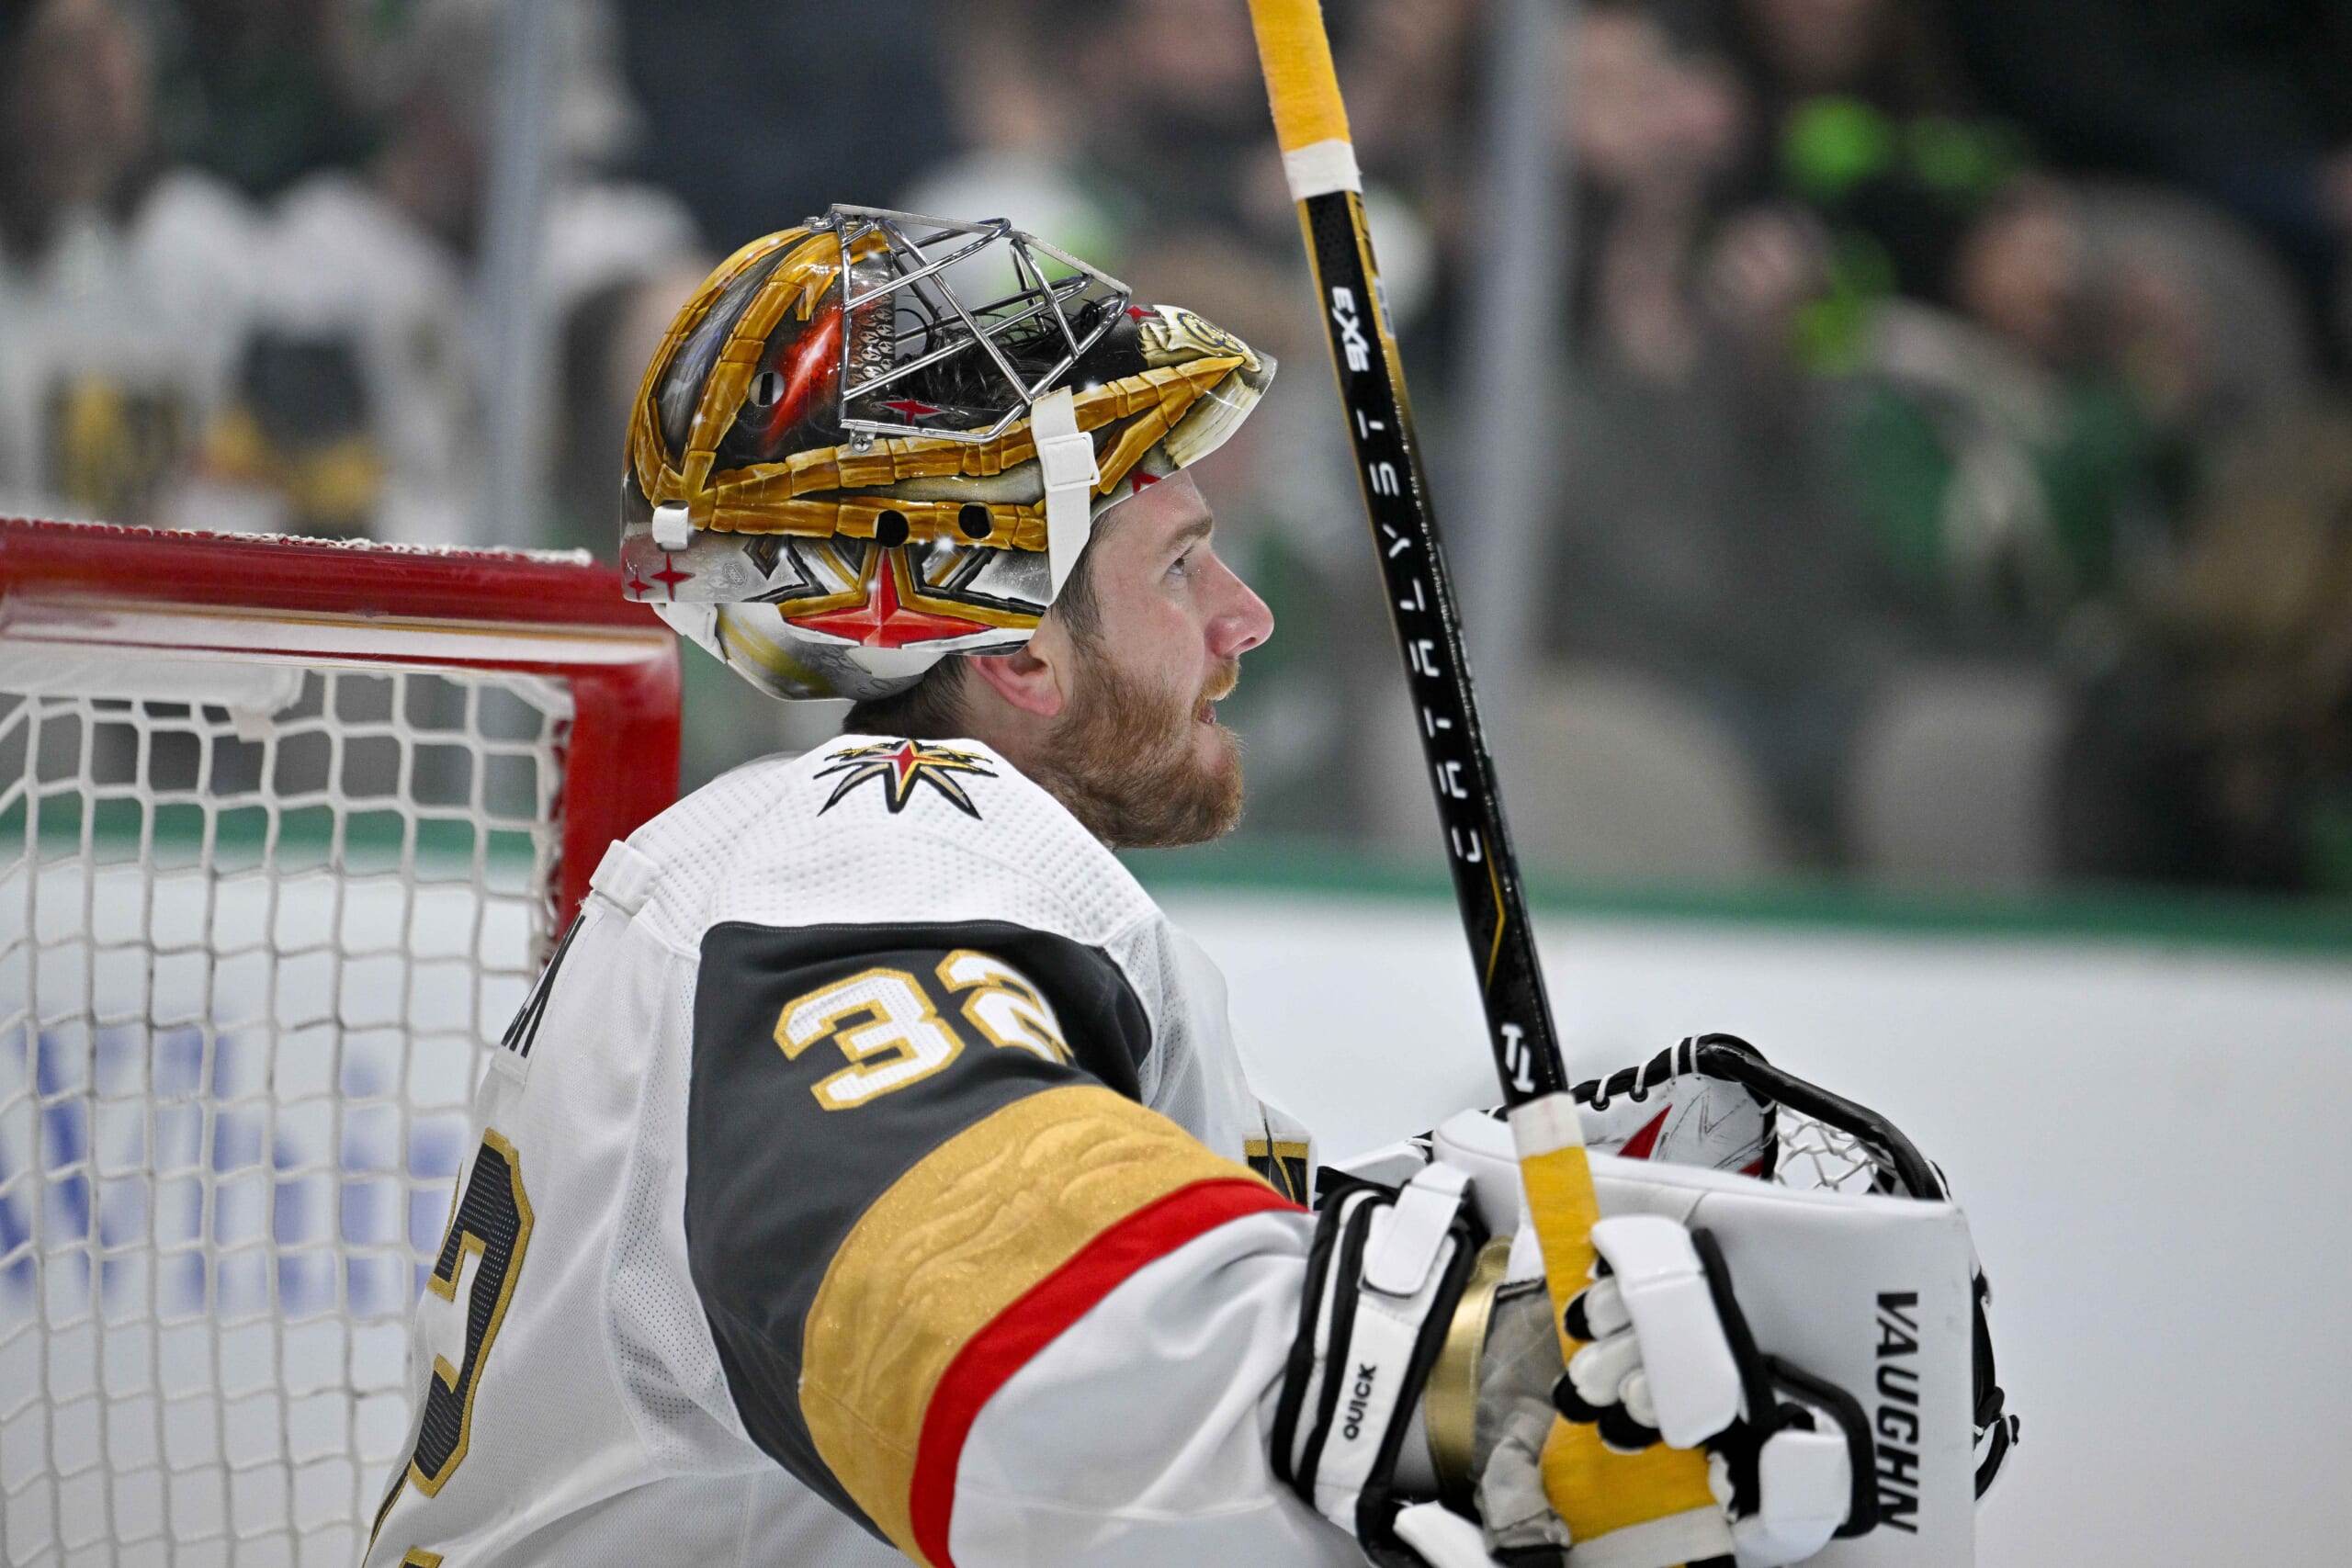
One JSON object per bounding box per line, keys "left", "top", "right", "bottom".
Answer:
{"left": 776, "top": 952, "right": 1072, "bottom": 1111}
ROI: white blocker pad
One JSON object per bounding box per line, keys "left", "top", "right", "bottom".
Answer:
{"left": 1589, "top": 1153, "right": 1976, "bottom": 1568}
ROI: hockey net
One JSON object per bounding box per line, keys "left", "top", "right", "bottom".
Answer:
{"left": 0, "top": 519, "right": 679, "bottom": 1567}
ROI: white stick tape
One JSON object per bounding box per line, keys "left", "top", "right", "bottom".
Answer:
{"left": 1508, "top": 1091, "right": 1587, "bottom": 1160}
{"left": 1283, "top": 138, "right": 1363, "bottom": 199}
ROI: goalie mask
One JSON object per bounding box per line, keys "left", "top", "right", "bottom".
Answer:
{"left": 621, "top": 205, "right": 1275, "bottom": 701}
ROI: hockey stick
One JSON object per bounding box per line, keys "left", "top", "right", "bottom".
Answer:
{"left": 1244, "top": 5, "right": 1730, "bottom": 1562}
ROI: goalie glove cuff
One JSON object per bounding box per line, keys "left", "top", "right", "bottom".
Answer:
{"left": 1274, "top": 1161, "right": 1486, "bottom": 1554}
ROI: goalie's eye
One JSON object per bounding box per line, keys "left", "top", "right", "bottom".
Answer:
{"left": 749, "top": 369, "right": 785, "bottom": 408}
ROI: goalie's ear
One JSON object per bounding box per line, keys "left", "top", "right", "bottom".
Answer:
{"left": 963, "top": 628, "right": 1072, "bottom": 721}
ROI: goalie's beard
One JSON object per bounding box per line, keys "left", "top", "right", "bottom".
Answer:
{"left": 1030, "top": 642, "right": 1244, "bottom": 851}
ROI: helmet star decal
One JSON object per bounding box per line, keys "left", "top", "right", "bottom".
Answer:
{"left": 815, "top": 739, "right": 998, "bottom": 818}
{"left": 789, "top": 547, "right": 994, "bottom": 647}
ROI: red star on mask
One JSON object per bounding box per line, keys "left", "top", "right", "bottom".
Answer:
{"left": 882, "top": 397, "right": 942, "bottom": 419}
{"left": 789, "top": 550, "right": 990, "bottom": 648}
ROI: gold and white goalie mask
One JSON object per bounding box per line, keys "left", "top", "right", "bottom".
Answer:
{"left": 621, "top": 205, "right": 1275, "bottom": 702}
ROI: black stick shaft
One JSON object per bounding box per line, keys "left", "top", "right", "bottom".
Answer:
{"left": 1294, "top": 190, "right": 1566, "bottom": 1107}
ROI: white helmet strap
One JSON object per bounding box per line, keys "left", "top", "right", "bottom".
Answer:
{"left": 1031, "top": 387, "right": 1101, "bottom": 596}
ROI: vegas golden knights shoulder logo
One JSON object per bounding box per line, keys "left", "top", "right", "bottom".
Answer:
{"left": 816, "top": 739, "right": 996, "bottom": 818}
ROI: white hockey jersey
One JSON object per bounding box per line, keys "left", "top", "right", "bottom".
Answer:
{"left": 361, "top": 736, "right": 1363, "bottom": 1568}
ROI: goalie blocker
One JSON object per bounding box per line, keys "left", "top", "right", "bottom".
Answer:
{"left": 1585, "top": 1154, "right": 1976, "bottom": 1564}
{"left": 1285, "top": 1045, "right": 1996, "bottom": 1568}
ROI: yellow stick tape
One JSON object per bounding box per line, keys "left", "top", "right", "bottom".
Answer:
{"left": 1540, "top": 1420, "right": 1724, "bottom": 1546}
{"left": 1519, "top": 1134, "right": 1726, "bottom": 1557}
{"left": 1246, "top": 0, "right": 1352, "bottom": 155}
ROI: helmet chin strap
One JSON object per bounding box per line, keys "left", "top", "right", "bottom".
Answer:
{"left": 1031, "top": 387, "right": 1102, "bottom": 596}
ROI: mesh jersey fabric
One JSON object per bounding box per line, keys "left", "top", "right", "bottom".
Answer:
{"left": 361, "top": 737, "right": 1343, "bottom": 1568}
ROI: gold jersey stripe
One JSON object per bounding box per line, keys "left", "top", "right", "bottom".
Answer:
{"left": 799, "top": 1085, "right": 1268, "bottom": 1562}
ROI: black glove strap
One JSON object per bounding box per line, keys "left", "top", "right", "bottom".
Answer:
{"left": 1690, "top": 1227, "right": 1880, "bottom": 1541}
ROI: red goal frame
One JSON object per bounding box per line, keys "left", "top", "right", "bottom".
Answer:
{"left": 0, "top": 516, "right": 682, "bottom": 928}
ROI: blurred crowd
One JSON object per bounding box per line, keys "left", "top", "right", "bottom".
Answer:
{"left": 7, "top": 0, "right": 2352, "bottom": 897}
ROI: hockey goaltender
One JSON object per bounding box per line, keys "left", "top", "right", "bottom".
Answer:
{"left": 362, "top": 210, "right": 2010, "bottom": 1568}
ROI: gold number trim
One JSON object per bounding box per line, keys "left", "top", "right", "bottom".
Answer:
{"left": 411, "top": 1129, "right": 534, "bottom": 1498}
{"left": 935, "top": 950, "right": 1072, "bottom": 1064}
{"left": 776, "top": 966, "right": 966, "bottom": 1111}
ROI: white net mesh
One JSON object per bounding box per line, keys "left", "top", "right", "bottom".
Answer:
{"left": 1769, "top": 1104, "right": 1889, "bottom": 1197}
{"left": 0, "top": 665, "right": 571, "bottom": 1567}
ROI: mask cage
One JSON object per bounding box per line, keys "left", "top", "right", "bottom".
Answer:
{"left": 825, "top": 204, "right": 1131, "bottom": 446}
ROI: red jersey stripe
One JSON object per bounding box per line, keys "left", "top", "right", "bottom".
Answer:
{"left": 907, "top": 1177, "right": 1302, "bottom": 1566}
